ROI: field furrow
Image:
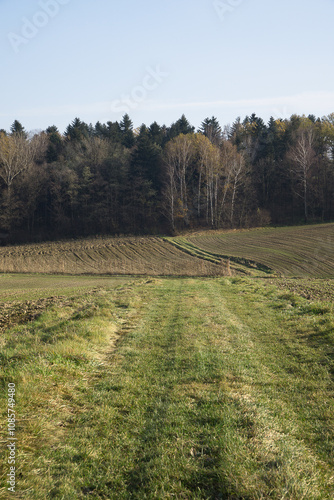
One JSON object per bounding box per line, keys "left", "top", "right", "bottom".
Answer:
{"left": 0, "top": 237, "right": 229, "bottom": 276}
{"left": 178, "top": 223, "right": 334, "bottom": 277}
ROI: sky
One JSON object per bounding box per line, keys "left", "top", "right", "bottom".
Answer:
{"left": 1, "top": 0, "right": 334, "bottom": 134}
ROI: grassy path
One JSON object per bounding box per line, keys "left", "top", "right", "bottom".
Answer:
{"left": 1, "top": 278, "right": 334, "bottom": 498}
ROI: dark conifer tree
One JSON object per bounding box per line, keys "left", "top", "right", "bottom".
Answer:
{"left": 45, "top": 126, "right": 63, "bottom": 163}
{"left": 125, "top": 126, "right": 163, "bottom": 230}
{"left": 107, "top": 121, "right": 122, "bottom": 143}
{"left": 199, "top": 116, "right": 222, "bottom": 145}
{"left": 148, "top": 121, "right": 165, "bottom": 146}
{"left": 120, "top": 114, "right": 135, "bottom": 148}
{"left": 10, "top": 120, "right": 27, "bottom": 138}
{"left": 167, "top": 114, "right": 195, "bottom": 141}
{"left": 65, "top": 118, "right": 89, "bottom": 142}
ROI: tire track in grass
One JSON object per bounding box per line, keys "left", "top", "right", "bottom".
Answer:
{"left": 23, "top": 278, "right": 333, "bottom": 498}
{"left": 90, "top": 278, "right": 333, "bottom": 499}
{"left": 124, "top": 287, "right": 182, "bottom": 497}
{"left": 114, "top": 280, "right": 194, "bottom": 496}
{"left": 195, "top": 278, "right": 334, "bottom": 499}
{"left": 110, "top": 279, "right": 234, "bottom": 499}
{"left": 122, "top": 278, "right": 334, "bottom": 499}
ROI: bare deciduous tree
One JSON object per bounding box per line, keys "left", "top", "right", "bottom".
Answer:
{"left": 229, "top": 152, "right": 245, "bottom": 227}
{"left": 0, "top": 131, "right": 47, "bottom": 228}
{"left": 163, "top": 134, "right": 195, "bottom": 228}
{"left": 288, "top": 128, "right": 315, "bottom": 222}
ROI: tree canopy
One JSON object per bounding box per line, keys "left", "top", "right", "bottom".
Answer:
{"left": 0, "top": 113, "right": 333, "bottom": 243}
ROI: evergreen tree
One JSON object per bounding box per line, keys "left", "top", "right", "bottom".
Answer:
{"left": 120, "top": 114, "right": 135, "bottom": 148}
{"left": 94, "top": 121, "right": 106, "bottom": 138}
{"left": 65, "top": 118, "right": 89, "bottom": 142}
{"left": 167, "top": 114, "right": 195, "bottom": 141}
{"left": 107, "top": 121, "right": 122, "bottom": 143}
{"left": 148, "top": 121, "right": 165, "bottom": 146}
{"left": 199, "top": 116, "right": 222, "bottom": 146}
{"left": 10, "top": 120, "right": 27, "bottom": 138}
{"left": 46, "top": 126, "right": 63, "bottom": 163}
{"left": 125, "top": 129, "right": 163, "bottom": 230}
{"left": 229, "top": 117, "right": 243, "bottom": 149}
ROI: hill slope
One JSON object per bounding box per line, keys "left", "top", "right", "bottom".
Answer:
{"left": 0, "top": 223, "right": 333, "bottom": 277}
{"left": 0, "top": 236, "right": 227, "bottom": 276}
{"left": 174, "top": 223, "right": 334, "bottom": 277}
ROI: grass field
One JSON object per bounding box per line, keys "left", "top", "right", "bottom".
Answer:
{"left": 172, "top": 223, "right": 334, "bottom": 278}
{"left": 1, "top": 277, "right": 334, "bottom": 499}
{"left": 0, "top": 274, "right": 132, "bottom": 302}
{"left": 1, "top": 224, "right": 334, "bottom": 498}
{"left": 0, "top": 275, "right": 133, "bottom": 334}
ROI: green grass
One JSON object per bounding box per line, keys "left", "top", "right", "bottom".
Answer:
{"left": 0, "top": 274, "right": 131, "bottom": 302}
{"left": 0, "top": 274, "right": 133, "bottom": 335}
{"left": 1, "top": 277, "right": 334, "bottom": 498}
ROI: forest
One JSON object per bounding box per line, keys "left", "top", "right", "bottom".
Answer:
{"left": 0, "top": 112, "right": 333, "bottom": 243}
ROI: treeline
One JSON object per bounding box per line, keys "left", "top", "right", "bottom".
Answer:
{"left": 0, "top": 112, "right": 334, "bottom": 243}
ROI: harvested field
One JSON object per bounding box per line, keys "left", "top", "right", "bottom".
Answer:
{"left": 177, "top": 223, "right": 334, "bottom": 278}
{"left": 269, "top": 278, "right": 334, "bottom": 302}
{"left": 0, "top": 275, "right": 132, "bottom": 334}
{"left": 0, "top": 223, "right": 333, "bottom": 278}
{"left": 0, "top": 236, "right": 228, "bottom": 276}
{"left": 0, "top": 274, "right": 130, "bottom": 302}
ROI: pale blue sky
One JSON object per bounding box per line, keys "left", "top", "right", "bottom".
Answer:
{"left": 1, "top": 0, "right": 334, "bottom": 133}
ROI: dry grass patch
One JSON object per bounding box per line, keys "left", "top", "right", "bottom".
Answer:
{"left": 0, "top": 282, "right": 150, "bottom": 498}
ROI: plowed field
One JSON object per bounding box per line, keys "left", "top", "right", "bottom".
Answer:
{"left": 0, "top": 236, "right": 227, "bottom": 276}
{"left": 177, "top": 223, "right": 334, "bottom": 277}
